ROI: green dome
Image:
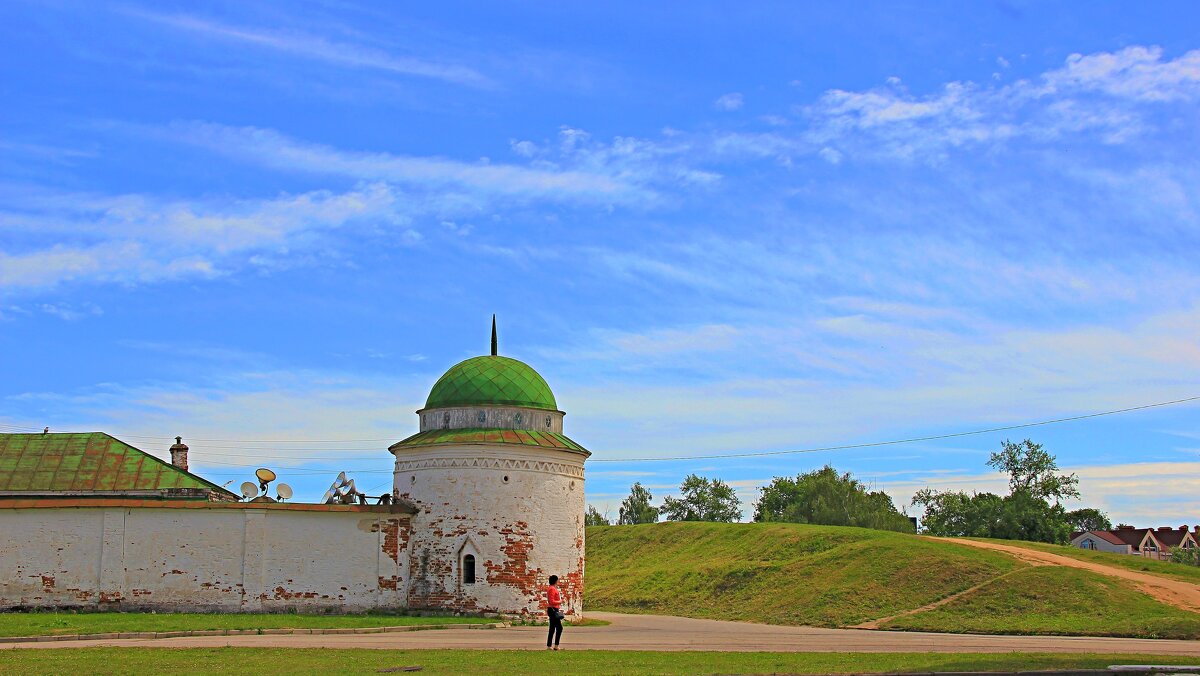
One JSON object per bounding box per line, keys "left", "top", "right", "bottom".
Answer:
{"left": 424, "top": 356, "right": 558, "bottom": 411}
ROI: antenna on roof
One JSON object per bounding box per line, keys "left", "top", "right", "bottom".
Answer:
{"left": 491, "top": 314, "right": 498, "bottom": 356}
{"left": 255, "top": 468, "right": 277, "bottom": 495}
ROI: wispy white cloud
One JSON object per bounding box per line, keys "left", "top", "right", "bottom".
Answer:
{"left": 0, "top": 183, "right": 414, "bottom": 288}
{"left": 166, "top": 123, "right": 649, "bottom": 203}
{"left": 1041, "top": 46, "right": 1200, "bottom": 102}
{"left": 124, "top": 10, "right": 492, "bottom": 88}
{"left": 801, "top": 46, "right": 1200, "bottom": 159}
{"left": 714, "top": 92, "right": 744, "bottom": 111}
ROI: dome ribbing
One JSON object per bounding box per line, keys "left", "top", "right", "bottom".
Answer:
{"left": 424, "top": 356, "right": 558, "bottom": 411}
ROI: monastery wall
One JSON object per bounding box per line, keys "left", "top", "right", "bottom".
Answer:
{"left": 394, "top": 443, "right": 586, "bottom": 618}
{"left": 0, "top": 501, "right": 412, "bottom": 612}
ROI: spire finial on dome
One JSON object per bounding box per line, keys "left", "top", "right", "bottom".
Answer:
{"left": 491, "top": 314, "right": 498, "bottom": 356}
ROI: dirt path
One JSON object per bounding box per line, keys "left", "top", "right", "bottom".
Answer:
{"left": 4, "top": 612, "right": 1200, "bottom": 655}
{"left": 937, "top": 537, "right": 1200, "bottom": 613}
{"left": 853, "top": 567, "right": 1037, "bottom": 629}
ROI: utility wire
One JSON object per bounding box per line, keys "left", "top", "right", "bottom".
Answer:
{"left": 7, "top": 394, "right": 1198, "bottom": 464}
{"left": 591, "top": 395, "right": 1200, "bottom": 462}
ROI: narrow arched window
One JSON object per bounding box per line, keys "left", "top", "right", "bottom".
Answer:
{"left": 463, "top": 554, "right": 476, "bottom": 584}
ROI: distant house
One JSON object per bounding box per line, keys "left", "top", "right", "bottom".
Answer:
{"left": 1071, "top": 528, "right": 1138, "bottom": 555}
{"left": 1152, "top": 526, "right": 1199, "bottom": 557}
{"left": 1071, "top": 525, "right": 1199, "bottom": 560}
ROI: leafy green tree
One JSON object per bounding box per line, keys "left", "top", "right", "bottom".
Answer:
{"left": 911, "top": 489, "right": 1003, "bottom": 537}
{"left": 584, "top": 505, "right": 611, "bottom": 526}
{"left": 987, "top": 439, "right": 1079, "bottom": 503}
{"left": 617, "top": 482, "right": 659, "bottom": 525}
{"left": 994, "top": 489, "right": 1073, "bottom": 544}
{"left": 1171, "top": 547, "right": 1200, "bottom": 567}
{"left": 755, "top": 466, "right": 914, "bottom": 533}
{"left": 660, "top": 474, "right": 742, "bottom": 522}
{"left": 914, "top": 439, "right": 1082, "bottom": 544}
{"left": 1066, "top": 507, "right": 1111, "bottom": 532}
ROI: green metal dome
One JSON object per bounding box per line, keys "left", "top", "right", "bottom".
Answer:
{"left": 424, "top": 355, "right": 558, "bottom": 411}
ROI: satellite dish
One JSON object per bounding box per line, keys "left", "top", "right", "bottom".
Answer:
{"left": 255, "top": 468, "right": 277, "bottom": 483}
{"left": 320, "top": 489, "right": 335, "bottom": 504}
{"left": 336, "top": 471, "right": 347, "bottom": 484}
{"left": 276, "top": 484, "right": 293, "bottom": 501}
{"left": 240, "top": 482, "right": 259, "bottom": 499}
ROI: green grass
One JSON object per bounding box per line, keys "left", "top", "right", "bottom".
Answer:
{"left": 883, "top": 565, "right": 1200, "bottom": 639}
{"left": 0, "top": 612, "right": 491, "bottom": 638}
{"left": 968, "top": 536, "right": 1200, "bottom": 584}
{"left": 586, "top": 522, "right": 1021, "bottom": 627}
{"left": 3, "top": 648, "right": 1200, "bottom": 676}
{"left": 586, "top": 522, "right": 1200, "bottom": 638}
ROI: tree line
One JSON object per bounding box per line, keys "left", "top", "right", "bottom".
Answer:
{"left": 586, "top": 439, "right": 1112, "bottom": 545}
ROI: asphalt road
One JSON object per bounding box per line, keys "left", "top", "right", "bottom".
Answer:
{"left": 5, "top": 612, "right": 1200, "bottom": 655}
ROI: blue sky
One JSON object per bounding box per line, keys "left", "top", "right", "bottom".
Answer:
{"left": 2, "top": 1, "right": 1199, "bottom": 523}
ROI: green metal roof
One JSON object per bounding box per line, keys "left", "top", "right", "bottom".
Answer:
{"left": 424, "top": 356, "right": 558, "bottom": 411}
{"left": 390, "top": 428, "right": 588, "bottom": 454}
{"left": 0, "top": 432, "right": 234, "bottom": 496}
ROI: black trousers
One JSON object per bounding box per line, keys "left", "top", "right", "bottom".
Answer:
{"left": 547, "top": 609, "right": 563, "bottom": 647}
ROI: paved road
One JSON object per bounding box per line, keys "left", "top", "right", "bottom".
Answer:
{"left": 5, "top": 612, "right": 1200, "bottom": 655}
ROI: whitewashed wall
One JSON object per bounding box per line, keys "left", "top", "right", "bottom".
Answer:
{"left": 0, "top": 503, "right": 412, "bottom": 612}
{"left": 393, "top": 443, "right": 586, "bottom": 618}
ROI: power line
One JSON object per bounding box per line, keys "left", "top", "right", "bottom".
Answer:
{"left": 7, "top": 394, "right": 1197, "bottom": 464}
{"left": 590, "top": 394, "right": 1200, "bottom": 463}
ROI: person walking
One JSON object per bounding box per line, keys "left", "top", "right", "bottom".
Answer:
{"left": 546, "top": 574, "right": 564, "bottom": 650}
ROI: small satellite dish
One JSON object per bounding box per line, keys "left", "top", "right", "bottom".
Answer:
{"left": 336, "top": 471, "right": 347, "bottom": 484}
{"left": 276, "top": 484, "right": 293, "bottom": 501}
{"left": 255, "top": 468, "right": 277, "bottom": 483}
{"left": 240, "top": 482, "right": 259, "bottom": 499}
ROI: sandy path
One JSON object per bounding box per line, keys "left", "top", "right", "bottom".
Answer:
{"left": 4, "top": 612, "right": 1200, "bottom": 655}
{"left": 937, "top": 537, "right": 1200, "bottom": 613}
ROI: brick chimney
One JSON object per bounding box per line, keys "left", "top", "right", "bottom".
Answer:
{"left": 1158, "top": 526, "right": 1172, "bottom": 532}
{"left": 169, "top": 436, "right": 189, "bottom": 471}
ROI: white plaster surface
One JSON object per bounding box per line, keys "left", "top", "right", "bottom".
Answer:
{"left": 394, "top": 443, "right": 586, "bottom": 619}
{"left": 0, "top": 506, "right": 410, "bottom": 612}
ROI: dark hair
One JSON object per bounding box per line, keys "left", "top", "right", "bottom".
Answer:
{"left": 548, "top": 575, "right": 558, "bottom": 585}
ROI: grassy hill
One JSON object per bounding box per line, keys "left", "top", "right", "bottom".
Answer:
{"left": 585, "top": 522, "right": 1200, "bottom": 639}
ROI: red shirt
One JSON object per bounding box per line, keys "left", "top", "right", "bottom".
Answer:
{"left": 546, "top": 585, "right": 561, "bottom": 608}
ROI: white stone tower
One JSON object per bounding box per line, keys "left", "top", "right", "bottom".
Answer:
{"left": 389, "top": 319, "right": 589, "bottom": 617}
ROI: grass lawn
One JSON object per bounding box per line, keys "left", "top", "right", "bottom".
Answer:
{"left": 0, "top": 612, "right": 492, "bottom": 638}
{"left": 883, "top": 566, "right": 1200, "bottom": 639}
{"left": 586, "top": 522, "right": 1200, "bottom": 639}
{"left": 4, "top": 648, "right": 1200, "bottom": 676}
{"left": 586, "top": 522, "right": 1023, "bottom": 627}
{"left": 968, "top": 536, "right": 1200, "bottom": 584}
